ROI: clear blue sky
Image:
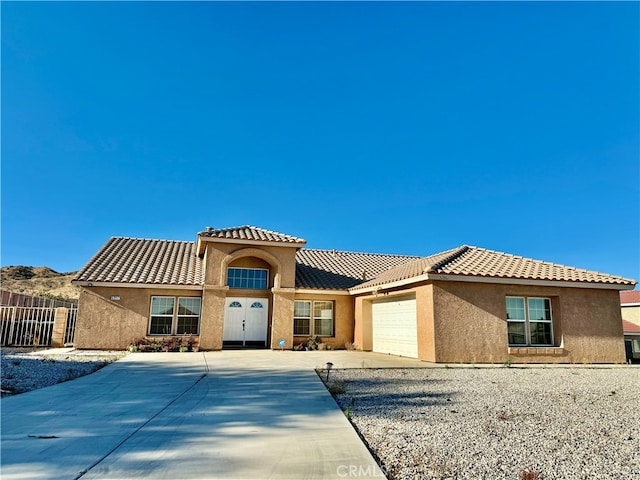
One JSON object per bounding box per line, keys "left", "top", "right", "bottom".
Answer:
{"left": 2, "top": 2, "right": 639, "bottom": 284}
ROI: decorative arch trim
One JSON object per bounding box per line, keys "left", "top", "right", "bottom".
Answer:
{"left": 220, "top": 248, "right": 283, "bottom": 288}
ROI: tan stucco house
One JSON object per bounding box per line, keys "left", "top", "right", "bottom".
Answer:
{"left": 72, "top": 225, "right": 636, "bottom": 363}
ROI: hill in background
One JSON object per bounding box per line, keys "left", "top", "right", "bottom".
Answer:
{"left": 0, "top": 266, "right": 79, "bottom": 301}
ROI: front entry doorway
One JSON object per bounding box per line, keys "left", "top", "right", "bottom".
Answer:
{"left": 223, "top": 297, "right": 269, "bottom": 348}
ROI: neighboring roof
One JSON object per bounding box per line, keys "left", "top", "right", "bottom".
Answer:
{"left": 623, "top": 320, "right": 640, "bottom": 335}
{"left": 351, "top": 245, "right": 637, "bottom": 292}
{"left": 620, "top": 290, "right": 640, "bottom": 305}
{"left": 198, "top": 225, "right": 306, "bottom": 245}
{"left": 73, "top": 237, "right": 203, "bottom": 286}
{"left": 296, "top": 249, "right": 420, "bottom": 290}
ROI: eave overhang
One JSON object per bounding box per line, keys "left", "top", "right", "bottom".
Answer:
{"left": 294, "top": 288, "right": 351, "bottom": 296}
{"left": 72, "top": 281, "right": 203, "bottom": 291}
{"left": 196, "top": 235, "right": 306, "bottom": 256}
{"left": 349, "top": 273, "right": 637, "bottom": 295}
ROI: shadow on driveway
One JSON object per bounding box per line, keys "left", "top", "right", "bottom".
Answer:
{"left": 2, "top": 352, "right": 383, "bottom": 479}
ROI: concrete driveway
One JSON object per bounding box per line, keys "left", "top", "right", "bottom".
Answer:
{"left": 1, "top": 350, "right": 423, "bottom": 479}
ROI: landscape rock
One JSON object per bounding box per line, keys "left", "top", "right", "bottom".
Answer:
{"left": 328, "top": 367, "right": 640, "bottom": 480}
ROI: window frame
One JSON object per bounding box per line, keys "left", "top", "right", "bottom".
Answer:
{"left": 293, "top": 300, "right": 311, "bottom": 336}
{"left": 149, "top": 296, "right": 202, "bottom": 336}
{"left": 506, "top": 296, "right": 554, "bottom": 347}
{"left": 294, "top": 300, "right": 334, "bottom": 337}
{"left": 176, "top": 297, "right": 202, "bottom": 335}
{"left": 149, "top": 296, "right": 175, "bottom": 336}
{"left": 226, "top": 267, "right": 269, "bottom": 290}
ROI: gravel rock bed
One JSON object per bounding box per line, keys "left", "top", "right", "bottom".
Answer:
{"left": 327, "top": 367, "right": 640, "bottom": 480}
{"left": 1, "top": 348, "right": 126, "bottom": 396}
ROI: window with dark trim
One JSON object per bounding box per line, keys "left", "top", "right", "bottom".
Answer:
{"left": 149, "top": 296, "right": 201, "bottom": 335}
{"left": 506, "top": 296, "right": 553, "bottom": 346}
{"left": 294, "top": 300, "right": 334, "bottom": 337}
{"left": 176, "top": 297, "right": 202, "bottom": 335}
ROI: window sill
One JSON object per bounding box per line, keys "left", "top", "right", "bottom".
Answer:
{"left": 508, "top": 347, "right": 565, "bottom": 356}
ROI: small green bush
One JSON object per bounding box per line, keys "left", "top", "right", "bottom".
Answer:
{"left": 328, "top": 381, "right": 346, "bottom": 395}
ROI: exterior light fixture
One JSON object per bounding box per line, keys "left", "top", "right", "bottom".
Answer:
{"left": 325, "top": 362, "right": 334, "bottom": 382}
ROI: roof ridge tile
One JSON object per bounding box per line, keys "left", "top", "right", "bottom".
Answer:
{"left": 200, "top": 225, "right": 306, "bottom": 244}
{"left": 428, "top": 245, "right": 471, "bottom": 273}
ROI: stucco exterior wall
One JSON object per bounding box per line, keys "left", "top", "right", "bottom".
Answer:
{"left": 293, "top": 293, "right": 354, "bottom": 349}
{"left": 354, "top": 295, "right": 372, "bottom": 351}
{"left": 416, "top": 284, "right": 436, "bottom": 362}
{"left": 202, "top": 242, "right": 298, "bottom": 289}
{"left": 75, "top": 286, "right": 202, "bottom": 350}
{"left": 431, "top": 281, "right": 626, "bottom": 364}
{"left": 190, "top": 241, "right": 300, "bottom": 349}
{"left": 199, "top": 286, "right": 228, "bottom": 350}
{"left": 621, "top": 305, "right": 640, "bottom": 327}
{"left": 271, "top": 288, "right": 295, "bottom": 349}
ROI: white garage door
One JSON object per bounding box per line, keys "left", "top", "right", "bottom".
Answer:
{"left": 372, "top": 297, "right": 418, "bottom": 358}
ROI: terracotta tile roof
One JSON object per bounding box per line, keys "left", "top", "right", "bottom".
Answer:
{"left": 73, "top": 237, "right": 203, "bottom": 286}
{"left": 351, "top": 245, "right": 636, "bottom": 292}
{"left": 199, "top": 225, "right": 306, "bottom": 245}
{"left": 623, "top": 320, "right": 640, "bottom": 334}
{"left": 295, "top": 249, "right": 420, "bottom": 290}
{"left": 620, "top": 290, "right": 640, "bottom": 304}
{"left": 438, "top": 246, "right": 636, "bottom": 284}
{"left": 74, "top": 236, "right": 636, "bottom": 293}
{"left": 348, "top": 247, "right": 465, "bottom": 292}
{"left": 72, "top": 238, "right": 415, "bottom": 290}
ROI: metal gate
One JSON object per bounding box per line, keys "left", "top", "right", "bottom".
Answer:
{"left": 64, "top": 307, "right": 78, "bottom": 345}
{"left": 0, "top": 306, "right": 78, "bottom": 347}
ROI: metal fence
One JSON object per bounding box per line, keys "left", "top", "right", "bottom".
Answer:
{"left": 0, "top": 289, "right": 77, "bottom": 308}
{"left": 64, "top": 307, "right": 78, "bottom": 345}
{"left": 0, "top": 306, "right": 79, "bottom": 347}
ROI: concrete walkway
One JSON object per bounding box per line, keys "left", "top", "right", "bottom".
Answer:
{"left": 1, "top": 350, "right": 421, "bottom": 479}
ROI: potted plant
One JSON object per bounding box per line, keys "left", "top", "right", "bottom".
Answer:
{"left": 306, "top": 335, "right": 321, "bottom": 351}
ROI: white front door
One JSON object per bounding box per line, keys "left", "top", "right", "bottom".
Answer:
{"left": 223, "top": 297, "right": 269, "bottom": 347}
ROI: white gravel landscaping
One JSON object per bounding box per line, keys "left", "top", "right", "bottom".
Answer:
{"left": 1, "top": 348, "right": 126, "bottom": 396}
{"left": 326, "top": 367, "right": 640, "bottom": 480}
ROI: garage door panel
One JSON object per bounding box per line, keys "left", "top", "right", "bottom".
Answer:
{"left": 372, "top": 298, "right": 418, "bottom": 358}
